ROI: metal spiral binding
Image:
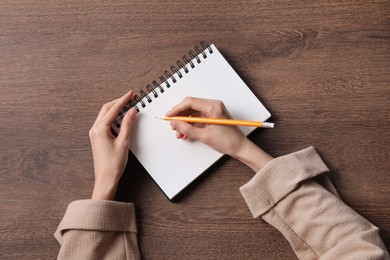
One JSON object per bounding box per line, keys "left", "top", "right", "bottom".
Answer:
{"left": 111, "top": 41, "right": 214, "bottom": 136}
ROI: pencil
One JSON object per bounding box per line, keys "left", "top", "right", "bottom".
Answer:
{"left": 157, "top": 116, "right": 274, "bottom": 128}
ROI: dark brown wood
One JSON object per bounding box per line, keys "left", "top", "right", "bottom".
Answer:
{"left": 0, "top": 0, "right": 389, "bottom": 258}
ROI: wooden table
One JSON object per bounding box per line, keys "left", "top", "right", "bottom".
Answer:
{"left": 1, "top": 1, "right": 389, "bottom": 258}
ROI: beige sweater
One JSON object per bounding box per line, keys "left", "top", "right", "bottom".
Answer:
{"left": 55, "top": 147, "right": 389, "bottom": 259}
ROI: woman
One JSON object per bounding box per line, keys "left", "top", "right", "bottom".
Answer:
{"left": 55, "top": 91, "right": 389, "bottom": 259}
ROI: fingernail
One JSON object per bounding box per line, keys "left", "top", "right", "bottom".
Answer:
{"left": 127, "top": 108, "right": 136, "bottom": 118}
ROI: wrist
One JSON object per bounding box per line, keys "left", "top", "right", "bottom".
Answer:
{"left": 91, "top": 178, "right": 118, "bottom": 200}
{"left": 231, "top": 139, "right": 273, "bottom": 172}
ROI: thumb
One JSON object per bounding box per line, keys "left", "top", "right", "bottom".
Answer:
{"left": 117, "top": 109, "right": 137, "bottom": 147}
{"left": 171, "top": 120, "right": 204, "bottom": 141}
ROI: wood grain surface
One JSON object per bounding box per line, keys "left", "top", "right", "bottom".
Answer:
{"left": 0, "top": 0, "right": 389, "bottom": 259}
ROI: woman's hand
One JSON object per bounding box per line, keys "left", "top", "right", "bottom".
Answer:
{"left": 89, "top": 91, "right": 137, "bottom": 200}
{"left": 166, "top": 97, "right": 247, "bottom": 156}
{"left": 166, "top": 97, "right": 273, "bottom": 172}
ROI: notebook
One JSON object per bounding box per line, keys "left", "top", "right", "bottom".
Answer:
{"left": 112, "top": 42, "right": 271, "bottom": 200}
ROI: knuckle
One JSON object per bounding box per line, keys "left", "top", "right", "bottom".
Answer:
{"left": 183, "top": 96, "right": 193, "bottom": 104}
{"left": 214, "top": 99, "right": 224, "bottom": 106}
{"left": 181, "top": 125, "right": 191, "bottom": 137}
{"left": 102, "top": 102, "right": 110, "bottom": 110}
{"left": 178, "top": 123, "right": 193, "bottom": 139}
{"left": 89, "top": 124, "right": 105, "bottom": 138}
{"left": 89, "top": 128, "right": 96, "bottom": 138}
{"left": 212, "top": 100, "right": 225, "bottom": 114}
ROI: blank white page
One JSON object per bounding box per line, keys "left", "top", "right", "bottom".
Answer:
{"left": 127, "top": 44, "right": 270, "bottom": 199}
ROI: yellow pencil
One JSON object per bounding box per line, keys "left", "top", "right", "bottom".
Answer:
{"left": 157, "top": 116, "right": 274, "bottom": 128}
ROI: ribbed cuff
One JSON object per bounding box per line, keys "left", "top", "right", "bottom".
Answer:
{"left": 240, "top": 146, "right": 329, "bottom": 218}
{"left": 54, "top": 200, "right": 137, "bottom": 243}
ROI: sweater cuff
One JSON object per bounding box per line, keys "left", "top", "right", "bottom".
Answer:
{"left": 54, "top": 200, "right": 137, "bottom": 243}
{"left": 240, "top": 146, "right": 329, "bottom": 218}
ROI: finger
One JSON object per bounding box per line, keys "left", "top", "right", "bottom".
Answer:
{"left": 176, "top": 130, "right": 184, "bottom": 139}
{"left": 170, "top": 120, "right": 204, "bottom": 141}
{"left": 93, "top": 100, "right": 116, "bottom": 127}
{"left": 117, "top": 108, "right": 137, "bottom": 147}
{"left": 94, "top": 92, "right": 133, "bottom": 126}
{"left": 102, "top": 91, "right": 134, "bottom": 125}
{"left": 165, "top": 97, "right": 214, "bottom": 117}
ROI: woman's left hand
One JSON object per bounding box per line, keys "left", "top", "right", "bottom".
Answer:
{"left": 89, "top": 91, "right": 137, "bottom": 200}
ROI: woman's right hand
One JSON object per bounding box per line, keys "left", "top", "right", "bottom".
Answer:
{"left": 165, "top": 97, "right": 273, "bottom": 172}
{"left": 165, "top": 97, "right": 247, "bottom": 156}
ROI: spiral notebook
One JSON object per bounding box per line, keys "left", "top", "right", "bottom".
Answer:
{"left": 112, "top": 42, "right": 271, "bottom": 200}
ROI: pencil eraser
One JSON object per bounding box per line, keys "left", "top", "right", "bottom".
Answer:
{"left": 263, "top": 122, "right": 274, "bottom": 128}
